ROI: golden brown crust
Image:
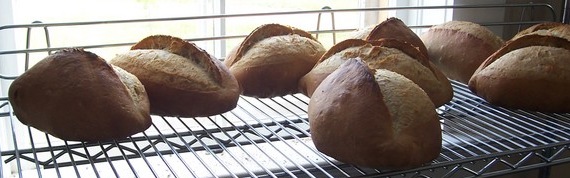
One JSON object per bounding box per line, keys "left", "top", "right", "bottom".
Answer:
{"left": 371, "top": 38, "right": 433, "bottom": 73}
{"left": 131, "top": 35, "right": 222, "bottom": 83}
{"left": 513, "top": 22, "right": 566, "bottom": 39}
{"left": 224, "top": 24, "right": 326, "bottom": 98}
{"left": 111, "top": 35, "right": 240, "bottom": 117}
{"left": 420, "top": 22, "right": 505, "bottom": 84}
{"left": 8, "top": 49, "right": 151, "bottom": 141}
{"left": 300, "top": 38, "right": 453, "bottom": 106}
{"left": 225, "top": 24, "right": 317, "bottom": 67}
{"left": 475, "top": 34, "right": 570, "bottom": 75}
{"left": 365, "top": 17, "right": 429, "bottom": 57}
{"left": 309, "top": 58, "right": 441, "bottom": 169}
{"left": 469, "top": 34, "right": 570, "bottom": 112}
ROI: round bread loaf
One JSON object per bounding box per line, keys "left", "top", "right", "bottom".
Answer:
{"left": 469, "top": 34, "right": 570, "bottom": 113}
{"left": 110, "top": 35, "right": 240, "bottom": 117}
{"left": 8, "top": 48, "right": 151, "bottom": 141}
{"left": 420, "top": 21, "right": 504, "bottom": 84}
{"left": 300, "top": 38, "right": 452, "bottom": 107}
{"left": 366, "top": 17, "right": 429, "bottom": 56}
{"left": 511, "top": 22, "right": 570, "bottom": 41}
{"left": 309, "top": 58, "right": 441, "bottom": 169}
{"left": 224, "top": 24, "right": 326, "bottom": 98}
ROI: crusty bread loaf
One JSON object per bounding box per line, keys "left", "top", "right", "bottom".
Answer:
{"left": 469, "top": 34, "right": 570, "bottom": 113}
{"left": 300, "top": 38, "right": 453, "bottom": 107}
{"left": 350, "top": 17, "right": 429, "bottom": 57}
{"left": 8, "top": 48, "right": 151, "bottom": 141}
{"left": 349, "top": 25, "right": 375, "bottom": 40}
{"left": 110, "top": 35, "right": 240, "bottom": 117}
{"left": 366, "top": 17, "right": 429, "bottom": 56}
{"left": 511, "top": 22, "right": 570, "bottom": 41}
{"left": 309, "top": 58, "right": 441, "bottom": 169}
{"left": 224, "top": 24, "right": 326, "bottom": 98}
{"left": 420, "top": 21, "right": 504, "bottom": 84}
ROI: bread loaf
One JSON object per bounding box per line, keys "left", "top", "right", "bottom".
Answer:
{"left": 309, "top": 58, "right": 441, "bottom": 169}
{"left": 110, "top": 35, "right": 240, "bottom": 117}
{"left": 224, "top": 24, "right": 326, "bottom": 98}
{"left": 8, "top": 48, "right": 151, "bottom": 141}
{"left": 420, "top": 21, "right": 504, "bottom": 84}
{"left": 469, "top": 34, "right": 570, "bottom": 113}
{"left": 511, "top": 22, "right": 570, "bottom": 41}
{"left": 300, "top": 38, "right": 452, "bottom": 107}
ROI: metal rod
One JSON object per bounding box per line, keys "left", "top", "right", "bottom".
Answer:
{"left": 26, "top": 127, "right": 43, "bottom": 178}
{"left": 97, "top": 142, "right": 120, "bottom": 177}
{"left": 45, "top": 135, "right": 62, "bottom": 177}
{"left": 140, "top": 132, "right": 180, "bottom": 178}
{"left": 63, "top": 141, "right": 82, "bottom": 178}
{"left": 80, "top": 142, "right": 101, "bottom": 178}
{"left": 193, "top": 117, "right": 258, "bottom": 177}
{"left": 233, "top": 104, "right": 312, "bottom": 178}
{"left": 239, "top": 97, "right": 333, "bottom": 177}
{"left": 218, "top": 113, "right": 292, "bottom": 177}
{"left": 562, "top": 0, "right": 570, "bottom": 24}
{"left": 160, "top": 117, "right": 217, "bottom": 178}
{"left": 112, "top": 140, "right": 140, "bottom": 178}
{"left": 0, "top": 3, "right": 556, "bottom": 31}
{"left": 265, "top": 97, "right": 356, "bottom": 176}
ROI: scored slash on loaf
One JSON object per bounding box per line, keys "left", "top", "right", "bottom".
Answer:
{"left": 224, "top": 23, "right": 327, "bottom": 98}
{"left": 308, "top": 58, "right": 442, "bottom": 169}
{"left": 111, "top": 35, "right": 241, "bottom": 117}
{"left": 300, "top": 38, "right": 453, "bottom": 107}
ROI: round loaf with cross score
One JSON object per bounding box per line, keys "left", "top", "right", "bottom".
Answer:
{"left": 469, "top": 22, "right": 570, "bottom": 113}
{"left": 308, "top": 58, "right": 442, "bottom": 169}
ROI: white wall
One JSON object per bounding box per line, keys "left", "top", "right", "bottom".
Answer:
{"left": 1, "top": 0, "right": 18, "bottom": 176}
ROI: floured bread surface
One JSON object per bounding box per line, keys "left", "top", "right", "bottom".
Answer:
{"left": 430, "top": 21, "right": 504, "bottom": 49}
{"left": 225, "top": 26, "right": 326, "bottom": 98}
{"left": 310, "top": 44, "right": 451, "bottom": 106}
{"left": 111, "top": 35, "right": 240, "bottom": 117}
{"left": 111, "top": 64, "right": 150, "bottom": 120}
{"left": 231, "top": 34, "right": 325, "bottom": 68}
{"left": 478, "top": 46, "right": 570, "bottom": 81}
{"left": 374, "top": 69, "right": 436, "bottom": 134}
{"left": 112, "top": 49, "right": 219, "bottom": 91}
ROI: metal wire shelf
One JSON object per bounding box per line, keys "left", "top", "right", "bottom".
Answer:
{"left": 1, "top": 2, "right": 569, "bottom": 178}
{"left": 1, "top": 82, "right": 570, "bottom": 178}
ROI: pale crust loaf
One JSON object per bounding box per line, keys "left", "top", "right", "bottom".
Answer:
{"left": 469, "top": 34, "right": 570, "bottom": 112}
{"left": 420, "top": 21, "right": 505, "bottom": 84}
{"left": 111, "top": 35, "right": 240, "bottom": 117}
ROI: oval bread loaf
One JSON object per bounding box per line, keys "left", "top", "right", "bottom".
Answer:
{"left": 111, "top": 35, "right": 240, "bottom": 117}
{"left": 224, "top": 24, "right": 326, "bottom": 98}
{"left": 8, "top": 48, "right": 152, "bottom": 141}
{"left": 421, "top": 21, "right": 504, "bottom": 84}
{"left": 469, "top": 34, "right": 570, "bottom": 113}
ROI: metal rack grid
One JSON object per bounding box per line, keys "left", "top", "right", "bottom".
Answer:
{"left": 1, "top": 3, "right": 569, "bottom": 178}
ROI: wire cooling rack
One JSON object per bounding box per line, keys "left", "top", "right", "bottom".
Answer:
{"left": 1, "top": 2, "right": 569, "bottom": 178}
{"left": 1, "top": 81, "right": 570, "bottom": 178}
